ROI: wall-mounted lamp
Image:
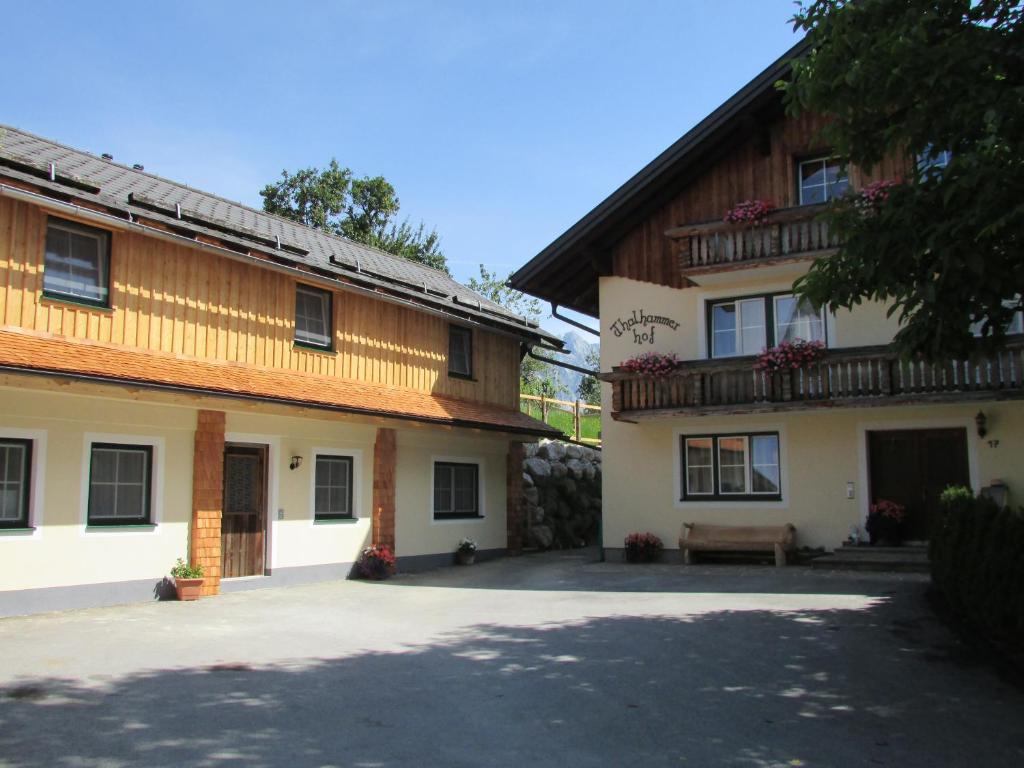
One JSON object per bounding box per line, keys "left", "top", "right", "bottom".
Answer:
{"left": 975, "top": 411, "right": 988, "bottom": 438}
{"left": 289, "top": 455, "right": 304, "bottom": 471}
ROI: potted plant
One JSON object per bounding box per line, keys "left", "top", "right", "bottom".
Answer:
{"left": 619, "top": 351, "right": 681, "bottom": 376}
{"left": 623, "top": 532, "right": 664, "bottom": 563}
{"left": 724, "top": 198, "right": 776, "bottom": 225}
{"left": 866, "top": 499, "right": 907, "bottom": 546}
{"left": 170, "top": 558, "right": 204, "bottom": 601}
{"left": 456, "top": 538, "right": 477, "bottom": 566}
{"left": 356, "top": 545, "right": 396, "bottom": 580}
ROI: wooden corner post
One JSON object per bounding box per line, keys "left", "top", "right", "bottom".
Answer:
{"left": 191, "top": 409, "right": 225, "bottom": 596}
{"left": 506, "top": 441, "right": 525, "bottom": 555}
{"left": 372, "top": 428, "right": 397, "bottom": 551}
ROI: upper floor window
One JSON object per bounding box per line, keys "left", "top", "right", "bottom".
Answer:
{"left": 0, "top": 438, "right": 32, "bottom": 529}
{"left": 314, "top": 454, "right": 354, "bottom": 520}
{"left": 708, "top": 293, "right": 826, "bottom": 359}
{"left": 87, "top": 443, "right": 152, "bottom": 525}
{"left": 971, "top": 298, "right": 1023, "bottom": 337}
{"left": 433, "top": 461, "right": 480, "bottom": 519}
{"left": 43, "top": 217, "right": 110, "bottom": 307}
{"left": 798, "top": 156, "right": 849, "bottom": 205}
{"left": 917, "top": 146, "right": 952, "bottom": 175}
{"left": 448, "top": 325, "right": 473, "bottom": 378}
{"left": 294, "top": 284, "right": 332, "bottom": 350}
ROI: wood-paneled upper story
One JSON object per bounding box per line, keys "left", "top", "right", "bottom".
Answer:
{"left": 0, "top": 194, "right": 524, "bottom": 409}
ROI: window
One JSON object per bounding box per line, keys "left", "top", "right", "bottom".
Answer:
{"left": 681, "top": 433, "right": 781, "bottom": 501}
{"left": 917, "top": 146, "right": 952, "bottom": 175}
{"left": 87, "top": 444, "right": 152, "bottom": 525}
{"left": 0, "top": 439, "right": 32, "bottom": 528}
{"left": 798, "top": 156, "right": 849, "bottom": 205}
{"left": 448, "top": 325, "right": 473, "bottom": 378}
{"left": 314, "top": 455, "right": 354, "bottom": 520}
{"left": 433, "top": 461, "right": 480, "bottom": 519}
{"left": 971, "top": 298, "right": 1024, "bottom": 337}
{"left": 708, "top": 293, "right": 826, "bottom": 358}
{"left": 294, "top": 284, "right": 332, "bottom": 349}
{"left": 43, "top": 217, "right": 110, "bottom": 306}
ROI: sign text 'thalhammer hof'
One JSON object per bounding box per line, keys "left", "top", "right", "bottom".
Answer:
{"left": 609, "top": 309, "right": 679, "bottom": 344}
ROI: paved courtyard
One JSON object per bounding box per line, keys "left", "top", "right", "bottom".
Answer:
{"left": 1, "top": 550, "right": 1022, "bottom": 768}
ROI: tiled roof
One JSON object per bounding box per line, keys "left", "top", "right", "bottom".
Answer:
{"left": 0, "top": 328, "right": 560, "bottom": 438}
{"left": 0, "top": 124, "right": 560, "bottom": 346}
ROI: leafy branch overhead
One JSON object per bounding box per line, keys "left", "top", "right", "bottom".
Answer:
{"left": 260, "top": 160, "right": 448, "bottom": 273}
{"left": 783, "top": 0, "right": 1024, "bottom": 359}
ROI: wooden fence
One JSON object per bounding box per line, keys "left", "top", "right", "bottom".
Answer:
{"left": 520, "top": 394, "right": 601, "bottom": 446}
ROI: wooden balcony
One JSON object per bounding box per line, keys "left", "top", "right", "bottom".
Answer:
{"left": 666, "top": 204, "right": 837, "bottom": 276}
{"left": 602, "top": 340, "right": 1024, "bottom": 420}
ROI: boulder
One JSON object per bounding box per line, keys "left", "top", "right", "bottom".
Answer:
{"left": 582, "top": 464, "right": 597, "bottom": 481}
{"left": 528, "top": 524, "right": 554, "bottom": 549}
{"left": 524, "top": 442, "right": 539, "bottom": 458}
{"left": 523, "top": 486, "right": 540, "bottom": 505}
{"left": 550, "top": 462, "right": 568, "bottom": 480}
{"left": 538, "top": 440, "right": 566, "bottom": 461}
{"left": 566, "top": 458, "right": 586, "bottom": 480}
{"left": 524, "top": 457, "right": 551, "bottom": 481}
{"left": 522, "top": 472, "right": 534, "bottom": 488}
{"left": 565, "top": 444, "right": 584, "bottom": 460}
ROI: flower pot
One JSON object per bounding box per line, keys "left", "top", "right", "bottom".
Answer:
{"left": 174, "top": 578, "right": 204, "bottom": 601}
{"left": 456, "top": 550, "right": 476, "bottom": 566}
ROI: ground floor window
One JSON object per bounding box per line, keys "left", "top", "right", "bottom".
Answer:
{"left": 314, "top": 454, "right": 354, "bottom": 520}
{"left": 87, "top": 443, "right": 152, "bottom": 525}
{"left": 0, "top": 438, "right": 32, "bottom": 528}
{"left": 681, "top": 432, "right": 781, "bottom": 501}
{"left": 433, "top": 461, "right": 480, "bottom": 519}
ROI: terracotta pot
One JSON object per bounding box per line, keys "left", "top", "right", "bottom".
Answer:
{"left": 175, "top": 578, "right": 204, "bottom": 601}
{"left": 456, "top": 550, "right": 476, "bottom": 566}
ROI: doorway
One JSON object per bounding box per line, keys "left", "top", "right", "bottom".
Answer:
{"left": 221, "top": 443, "right": 268, "bottom": 578}
{"left": 867, "top": 428, "right": 970, "bottom": 541}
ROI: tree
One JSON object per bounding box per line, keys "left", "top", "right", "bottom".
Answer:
{"left": 260, "top": 162, "right": 448, "bottom": 273}
{"left": 576, "top": 347, "right": 601, "bottom": 405}
{"left": 783, "top": 0, "right": 1024, "bottom": 359}
{"left": 466, "top": 265, "right": 563, "bottom": 396}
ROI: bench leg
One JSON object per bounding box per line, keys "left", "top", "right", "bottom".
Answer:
{"left": 682, "top": 548, "right": 692, "bottom": 565}
{"left": 774, "top": 543, "right": 786, "bottom": 567}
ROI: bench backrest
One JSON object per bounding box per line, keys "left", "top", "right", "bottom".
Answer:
{"left": 681, "top": 523, "right": 795, "bottom": 546}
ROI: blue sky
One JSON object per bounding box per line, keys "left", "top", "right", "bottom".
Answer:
{"left": 2, "top": 1, "right": 800, "bottom": 336}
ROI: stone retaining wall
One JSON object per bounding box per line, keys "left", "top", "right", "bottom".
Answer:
{"left": 522, "top": 440, "right": 602, "bottom": 549}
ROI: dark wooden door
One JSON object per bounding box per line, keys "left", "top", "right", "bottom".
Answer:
{"left": 868, "top": 428, "right": 969, "bottom": 540}
{"left": 221, "top": 445, "right": 267, "bottom": 578}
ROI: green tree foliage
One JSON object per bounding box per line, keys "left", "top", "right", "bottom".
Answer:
{"left": 783, "top": 0, "right": 1024, "bottom": 359}
{"left": 576, "top": 347, "right": 601, "bottom": 405}
{"left": 260, "top": 162, "right": 448, "bottom": 273}
{"left": 466, "top": 265, "right": 563, "bottom": 396}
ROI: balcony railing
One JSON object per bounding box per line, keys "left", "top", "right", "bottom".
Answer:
{"left": 602, "top": 340, "right": 1024, "bottom": 420}
{"left": 665, "top": 205, "right": 838, "bottom": 275}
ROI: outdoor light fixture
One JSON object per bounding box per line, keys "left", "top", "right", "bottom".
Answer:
{"left": 975, "top": 411, "right": 988, "bottom": 438}
{"left": 289, "top": 455, "right": 303, "bottom": 470}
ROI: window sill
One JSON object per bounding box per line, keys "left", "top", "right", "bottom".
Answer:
{"left": 85, "top": 523, "right": 158, "bottom": 530}
{"left": 293, "top": 341, "right": 335, "bottom": 355}
{"left": 41, "top": 293, "right": 112, "bottom": 312}
{"left": 313, "top": 517, "right": 359, "bottom": 525}
{"left": 447, "top": 372, "right": 477, "bottom": 382}
{"left": 680, "top": 496, "right": 782, "bottom": 503}
{"left": 432, "top": 514, "right": 485, "bottom": 522}
{"left": 0, "top": 526, "right": 36, "bottom": 535}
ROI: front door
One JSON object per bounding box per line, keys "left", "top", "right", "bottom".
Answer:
{"left": 221, "top": 444, "right": 267, "bottom": 578}
{"left": 867, "top": 428, "right": 970, "bottom": 540}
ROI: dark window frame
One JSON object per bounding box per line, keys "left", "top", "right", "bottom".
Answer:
{"left": 447, "top": 325, "right": 474, "bottom": 380}
{"left": 294, "top": 283, "right": 334, "bottom": 351}
{"left": 87, "top": 443, "right": 153, "bottom": 526}
{"left": 313, "top": 454, "right": 355, "bottom": 521}
{"left": 680, "top": 431, "right": 782, "bottom": 502}
{"left": 0, "top": 438, "right": 33, "bottom": 529}
{"left": 42, "top": 216, "right": 113, "bottom": 309}
{"left": 796, "top": 154, "right": 850, "bottom": 206}
{"left": 705, "top": 291, "right": 828, "bottom": 360}
{"left": 433, "top": 461, "right": 481, "bottom": 519}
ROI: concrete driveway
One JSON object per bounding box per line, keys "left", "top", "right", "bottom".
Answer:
{"left": 1, "top": 551, "right": 1022, "bottom": 768}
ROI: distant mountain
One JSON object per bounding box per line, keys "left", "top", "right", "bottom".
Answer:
{"left": 548, "top": 330, "right": 599, "bottom": 400}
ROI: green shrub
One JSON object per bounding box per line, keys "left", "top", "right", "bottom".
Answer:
{"left": 930, "top": 487, "right": 1024, "bottom": 647}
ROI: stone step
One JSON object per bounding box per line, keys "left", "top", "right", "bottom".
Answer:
{"left": 812, "top": 546, "right": 931, "bottom": 573}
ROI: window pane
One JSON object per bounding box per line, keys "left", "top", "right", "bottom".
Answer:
{"left": 44, "top": 222, "right": 107, "bottom": 302}
{"left": 115, "top": 484, "right": 145, "bottom": 518}
{"left": 738, "top": 299, "right": 766, "bottom": 354}
{"left": 751, "top": 435, "right": 780, "bottom": 494}
{"left": 449, "top": 327, "right": 472, "bottom": 375}
{"left": 89, "top": 446, "right": 149, "bottom": 522}
{"left": 90, "top": 449, "right": 117, "bottom": 483}
{"left": 118, "top": 450, "right": 146, "bottom": 483}
{"left": 826, "top": 161, "right": 850, "bottom": 200}
{"left": 314, "top": 486, "right": 330, "bottom": 515}
{"left": 687, "top": 466, "right": 713, "bottom": 495}
{"left": 1, "top": 444, "right": 23, "bottom": 482}
{"left": 315, "top": 457, "right": 330, "bottom": 487}
{"left": 718, "top": 437, "right": 748, "bottom": 494}
{"left": 0, "top": 487, "right": 20, "bottom": 521}
{"left": 434, "top": 465, "right": 452, "bottom": 513}
{"left": 712, "top": 303, "right": 737, "bottom": 357}
{"left": 295, "top": 287, "right": 330, "bottom": 347}
{"left": 775, "top": 295, "right": 825, "bottom": 344}
{"left": 89, "top": 484, "right": 116, "bottom": 517}
{"left": 800, "top": 159, "right": 825, "bottom": 187}
{"left": 453, "top": 465, "right": 478, "bottom": 513}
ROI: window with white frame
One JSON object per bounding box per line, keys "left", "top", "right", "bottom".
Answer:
{"left": 87, "top": 443, "right": 152, "bottom": 525}
{"left": 917, "top": 146, "right": 952, "bottom": 175}
{"left": 448, "top": 325, "right": 473, "bottom": 378}
{"left": 294, "top": 284, "right": 332, "bottom": 349}
{"left": 314, "top": 454, "right": 354, "bottom": 520}
{"left": 970, "top": 297, "right": 1023, "bottom": 337}
{"left": 681, "top": 433, "right": 781, "bottom": 501}
{"left": 0, "top": 438, "right": 32, "bottom": 528}
{"left": 708, "top": 293, "right": 826, "bottom": 358}
{"left": 43, "top": 217, "right": 111, "bottom": 306}
{"left": 433, "top": 461, "right": 480, "bottom": 519}
{"left": 798, "top": 156, "right": 849, "bottom": 205}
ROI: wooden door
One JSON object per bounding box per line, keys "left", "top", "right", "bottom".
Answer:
{"left": 868, "top": 428, "right": 969, "bottom": 540}
{"left": 221, "top": 445, "right": 267, "bottom": 578}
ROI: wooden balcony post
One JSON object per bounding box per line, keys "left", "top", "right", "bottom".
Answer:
{"left": 573, "top": 400, "right": 581, "bottom": 441}
{"left": 540, "top": 394, "right": 548, "bottom": 424}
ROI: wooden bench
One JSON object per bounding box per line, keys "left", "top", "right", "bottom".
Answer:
{"left": 679, "top": 523, "right": 796, "bottom": 567}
